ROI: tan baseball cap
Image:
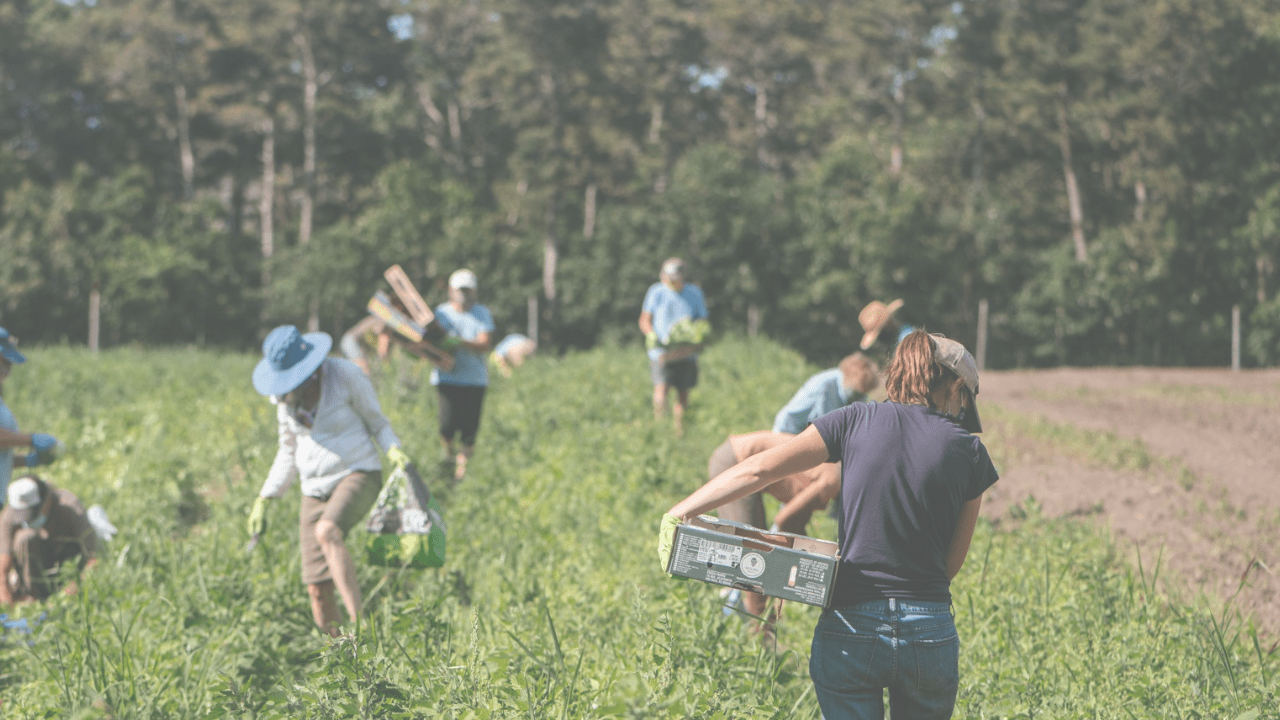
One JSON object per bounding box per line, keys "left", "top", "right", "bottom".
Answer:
{"left": 858, "top": 299, "right": 905, "bottom": 350}
{"left": 929, "top": 334, "right": 983, "bottom": 433}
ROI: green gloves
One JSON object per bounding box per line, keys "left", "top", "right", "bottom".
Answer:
{"left": 248, "top": 496, "right": 271, "bottom": 537}
{"left": 645, "top": 331, "right": 660, "bottom": 352}
{"left": 387, "top": 446, "right": 412, "bottom": 475}
{"left": 657, "top": 513, "right": 681, "bottom": 572}
{"left": 439, "top": 336, "right": 464, "bottom": 352}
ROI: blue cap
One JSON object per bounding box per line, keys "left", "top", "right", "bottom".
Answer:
{"left": 0, "top": 327, "right": 26, "bottom": 364}
{"left": 252, "top": 325, "right": 332, "bottom": 396}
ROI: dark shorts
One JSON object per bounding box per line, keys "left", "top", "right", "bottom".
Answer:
{"left": 437, "top": 383, "right": 486, "bottom": 446}
{"left": 649, "top": 357, "right": 698, "bottom": 391}
{"left": 299, "top": 470, "right": 382, "bottom": 585}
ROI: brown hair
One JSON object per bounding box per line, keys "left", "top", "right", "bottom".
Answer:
{"left": 838, "top": 352, "right": 880, "bottom": 394}
{"left": 884, "top": 329, "right": 961, "bottom": 408}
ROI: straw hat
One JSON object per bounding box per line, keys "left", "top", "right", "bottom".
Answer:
{"left": 858, "top": 299, "right": 905, "bottom": 350}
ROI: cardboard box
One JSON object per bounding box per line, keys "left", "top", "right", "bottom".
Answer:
{"left": 666, "top": 515, "right": 840, "bottom": 608}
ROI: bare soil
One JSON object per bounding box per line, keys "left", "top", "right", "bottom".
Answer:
{"left": 978, "top": 367, "right": 1280, "bottom": 638}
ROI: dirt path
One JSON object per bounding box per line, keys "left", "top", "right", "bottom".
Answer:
{"left": 978, "top": 368, "right": 1280, "bottom": 637}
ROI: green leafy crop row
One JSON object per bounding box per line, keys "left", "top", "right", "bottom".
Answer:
{"left": 0, "top": 340, "right": 1275, "bottom": 718}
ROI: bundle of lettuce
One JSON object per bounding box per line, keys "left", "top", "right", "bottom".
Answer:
{"left": 647, "top": 318, "right": 712, "bottom": 351}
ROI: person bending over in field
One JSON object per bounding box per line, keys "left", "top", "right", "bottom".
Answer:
{"left": 709, "top": 431, "right": 842, "bottom": 635}
{"left": 490, "top": 333, "right": 537, "bottom": 379}
{"left": 432, "top": 269, "right": 494, "bottom": 481}
{"left": 638, "top": 258, "right": 709, "bottom": 435}
{"left": 772, "top": 352, "right": 879, "bottom": 436}
{"left": 339, "top": 315, "right": 392, "bottom": 376}
{"left": 661, "top": 331, "right": 998, "bottom": 719}
{"left": 0, "top": 475, "right": 98, "bottom": 604}
{"left": 248, "top": 325, "right": 414, "bottom": 637}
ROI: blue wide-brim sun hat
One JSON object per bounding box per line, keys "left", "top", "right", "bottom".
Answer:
{"left": 0, "top": 327, "right": 26, "bottom": 364}
{"left": 252, "top": 325, "right": 333, "bottom": 396}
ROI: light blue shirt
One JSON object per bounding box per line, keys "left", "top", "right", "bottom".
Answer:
{"left": 642, "top": 282, "right": 708, "bottom": 360}
{"left": 494, "top": 333, "right": 530, "bottom": 359}
{"left": 897, "top": 324, "right": 916, "bottom": 345}
{"left": 431, "top": 303, "right": 495, "bottom": 387}
{"left": 0, "top": 397, "right": 16, "bottom": 504}
{"left": 772, "top": 367, "right": 867, "bottom": 435}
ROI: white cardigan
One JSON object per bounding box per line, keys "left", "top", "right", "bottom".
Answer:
{"left": 258, "top": 358, "right": 401, "bottom": 500}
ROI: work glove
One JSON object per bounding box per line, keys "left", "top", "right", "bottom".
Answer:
{"left": 645, "top": 331, "right": 660, "bottom": 352}
{"left": 31, "top": 434, "right": 62, "bottom": 465}
{"left": 439, "top": 336, "right": 464, "bottom": 352}
{"left": 657, "top": 513, "right": 681, "bottom": 573}
{"left": 387, "top": 446, "right": 412, "bottom": 475}
{"left": 248, "top": 496, "right": 271, "bottom": 538}
{"left": 24, "top": 451, "right": 40, "bottom": 468}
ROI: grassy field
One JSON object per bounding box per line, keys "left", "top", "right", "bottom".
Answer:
{"left": 0, "top": 339, "right": 1276, "bottom": 718}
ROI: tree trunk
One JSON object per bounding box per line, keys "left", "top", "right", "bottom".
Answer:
{"left": 295, "top": 32, "right": 319, "bottom": 332}
{"left": 648, "top": 101, "right": 663, "bottom": 145}
{"left": 966, "top": 73, "right": 986, "bottom": 223}
{"left": 260, "top": 116, "right": 275, "bottom": 290}
{"left": 583, "top": 183, "right": 597, "bottom": 240}
{"left": 891, "top": 80, "right": 905, "bottom": 177}
{"left": 447, "top": 97, "right": 463, "bottom": 164}
{"left": 754, "top": 82, "right": 771, "bottom": 169}
{"left": 543, "top": 206, "right": 558, "bottom": 302}
{"left": 415, "top": 81, "right": 445, "bottom": 155}
{"left": 175, "top": 84, "right": 195, "bottom": 199}
{"left": 1057, "top": 86, "right": 1087, "bottom": 262}
{"left": 296, "top": 32, "right": 317, "bottom": 249}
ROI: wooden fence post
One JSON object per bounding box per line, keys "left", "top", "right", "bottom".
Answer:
{"left": 89, "top": 283, "right": 101, "bottom": 353}
{"left": 528, "top": 296, "right": 539, "bottom": 343}
{"left": 1232, "top": 304, "right": 1241, "bottom": 372}
{"left": 976, "top": 298, "right": 989, "bottom": 371}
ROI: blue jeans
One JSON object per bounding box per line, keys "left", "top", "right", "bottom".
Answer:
{"left": 809, "top": 599, "right": 959, "bottom": 720}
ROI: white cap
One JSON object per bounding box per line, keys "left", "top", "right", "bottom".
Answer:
{"left": 448, "top": 269, "right": 478, "bottom": 290}
{"left": 661, "top": 259, "right": 684, "bottom": 278}
{"left": 7, "top": 477, "right": 41, "bottom": 510}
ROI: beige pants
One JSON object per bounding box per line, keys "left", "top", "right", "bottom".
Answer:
{"left": 299, "top": 471, "right": 382, "bottom": 585}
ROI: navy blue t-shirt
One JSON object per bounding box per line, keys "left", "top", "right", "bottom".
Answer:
{"left": 812, "top": 401, "right": 999, "bottom": 605}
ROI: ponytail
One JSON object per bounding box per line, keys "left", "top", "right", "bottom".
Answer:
{"left": 884, "top": 329, "right": 958, "bottom": 408}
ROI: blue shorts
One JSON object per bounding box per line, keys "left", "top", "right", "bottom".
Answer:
{"left": 809, "top": 598, "right": 958, "bottom": 719}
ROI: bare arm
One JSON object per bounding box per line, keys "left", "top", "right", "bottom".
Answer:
{"left": 460, "top": 330, "right": 491, "bottom": 355}
{"left": 638, "top": 311, "right": 654, "bottom": 335}
{"left": 0, "top": 552, "right": 14, "bottom": 604}
{"left": 946, "top": 496, "right": 983, "bottom": 579}
{"left": 670, "top": 426, "right": 830, "bottom": 520}
{"left": 771, "top": 470, "right": 839, "bottom": 533}
{"left": 0, "top": 428, "right": 33, "bottom": 450}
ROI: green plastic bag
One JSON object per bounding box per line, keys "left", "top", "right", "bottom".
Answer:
{"left": 365, "top": 463, "right": 446, "bottom": 569}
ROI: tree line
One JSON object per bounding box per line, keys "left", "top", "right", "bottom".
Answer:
{"left": 1, "top": 0, "right": 1278, "bottom": 367}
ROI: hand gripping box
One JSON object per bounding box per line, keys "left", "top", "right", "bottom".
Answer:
{"left": 666, "top": 515, "right": 839, "bottom": 608}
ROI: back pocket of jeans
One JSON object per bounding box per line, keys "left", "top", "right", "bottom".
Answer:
{"left": 811, "top": 630, "right": 880, "bottom": 691}
{"left": 911, "top": 633, "right": 959, "bottom": 692}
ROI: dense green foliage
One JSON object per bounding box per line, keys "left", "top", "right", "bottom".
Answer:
{"left": 1, "top": 340, "right": 1276, "bottom": 717}
{"left": 2, "top": 0, "right": 1280, "bottom": 366}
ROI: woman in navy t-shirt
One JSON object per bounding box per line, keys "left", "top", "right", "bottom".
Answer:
{"left": 662, "top": 330, "right": 998, "bottom": 719}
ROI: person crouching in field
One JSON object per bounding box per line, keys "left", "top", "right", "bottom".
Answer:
{"left": 709, "top": 431, "right": 842, "bottom": 635}
{"left": 248, "top": 325, "right": 414, "bottom": 637}
{"left": 772, "top": 352, "right": 879, "bottom": 436}
{"left": 661, "top": 331, "right": 998, "bottom": 719}
{"left": 490, "top": 333, "right": 537, "bottom": 379}
{"left": 0, "top": 475, "right": 98, "bottom": 604}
